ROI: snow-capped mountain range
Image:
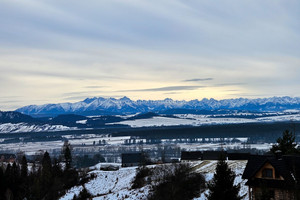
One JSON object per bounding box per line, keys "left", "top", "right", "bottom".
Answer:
{"left": 15, "top": 96, "right": 300, "bottom": 117}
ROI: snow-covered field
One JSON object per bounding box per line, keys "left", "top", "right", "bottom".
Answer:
{"left": 60, "top": 160, "right": 248, "bottom": 200}
{"left": 1, "top": 112, "right": 300, "bottom": 133}
{"left": 0, "top": 123, "right": 77, "bottom": 133}
{"left": 108, "top": 116, "right": 256, "bottom": 127}
{"left": 108, "top": 113, "right": 300, "bottom": 128}
{"left": 0, "top": 135, "right": 131, "bottom": 155}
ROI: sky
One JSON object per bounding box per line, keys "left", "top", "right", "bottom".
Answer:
{"left": 0, "top": 0, "right": 299, "bottom": 110}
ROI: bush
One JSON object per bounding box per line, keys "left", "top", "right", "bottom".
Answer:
{"left": 72, "top": 187, "right": 92, "bottom": 200}
{"left": 148, "top": 164, "right": 205, "bottom": 200}
{"left": 132, "top": 166, "right": 152, "bottom": 189}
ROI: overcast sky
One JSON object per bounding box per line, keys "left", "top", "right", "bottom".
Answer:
{"left": 0, "top": 0, "right": 299, "bottom": 110}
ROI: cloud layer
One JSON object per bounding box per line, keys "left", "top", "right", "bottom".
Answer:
{"left": 0, "top": 0, "right": 299, "bottom": 110}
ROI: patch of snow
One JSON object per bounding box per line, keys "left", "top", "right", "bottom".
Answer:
{"left": 76, "top": 120, "right": 87, "bottom": 124}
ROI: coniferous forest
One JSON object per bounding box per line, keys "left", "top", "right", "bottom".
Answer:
{"left": 0, "top": 144, "right": 81, "bottom": 200}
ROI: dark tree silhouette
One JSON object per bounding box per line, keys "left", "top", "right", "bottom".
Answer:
{"left": 0, "top": 167, "right": 5, "bottom": 200}
{"left": 41, "top": 151, "right": 53, "bottom": 199}
{"left": 149, "top": 164, "right": 205, "bottom": 200}
{"left": 271, "top": 129, "right": 299, "bottom": 155}
{"left": 21, "top": 155, "right": 28, "bottom": 179}
{"left": 206, "top": 154, "right": 241, "bottom": 200}
{"left": 73, "top": 187, "right": 92, "bottom": 200}
{"left": 62, "top": 141, "right": 72, "bottom": 170}
{"left": 20, "top": 155, "right": 29, "bottom": 199}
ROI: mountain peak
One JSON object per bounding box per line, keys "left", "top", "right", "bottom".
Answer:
{"left": 120, "top": 96, "right": 131, "bottom": 101}
{"left": 15, "top": 96, "right": 300, "bottom": 117}
{"left": 83, "top": 97, "right": 98, "bottom": 104}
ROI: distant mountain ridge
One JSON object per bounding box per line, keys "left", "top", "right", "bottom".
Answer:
{"left": 15, "top": 96, "right": 300, "bottom": 117}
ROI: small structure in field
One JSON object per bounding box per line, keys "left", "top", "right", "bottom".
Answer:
{"left": 181, "top": 151, "right": 203, "bottom": 162}
{"left": 202, "top": 151, "right": 227, "bottom": 160}
{"left": 227, "top": 152, "right": 250, "bottom": 160}
{"left": 121, "top": 153, "right": 143, "bottom": 167}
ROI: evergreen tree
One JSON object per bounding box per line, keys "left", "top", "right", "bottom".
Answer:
{"left": 206, "top": 154, "right": 241, "bottom": 200}
{"left": 62, "top": 141, "right": 72, "bottom": 170}
{"left": 271, "top": 129, "right": 299, "bottom": 155}
{"left": 41, "top": 151, "right": 53, "bottom": 198}
{"left": 20, "top": 155, "right": 29, "bottom": 199}
{"left": 8, "top": 162, "right": 21, "bottom": 199}
{"left": 52, "top": 158, "right": 63, "bottom": 177}
{"left": 21, "top": 155, "right": 28, "bottom": 179}
{"left": 0, "top": 167, "right": 5, "bottom": 200}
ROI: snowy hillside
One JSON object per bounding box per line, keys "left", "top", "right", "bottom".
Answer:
{"left": 60, "top": 161, "right": 248, "bottom": 200}
{"left": 16, "top": 96, "right": 300, "bottom": 117}
{"left": 0, "top": 123, "right": 77, "bottom": 133}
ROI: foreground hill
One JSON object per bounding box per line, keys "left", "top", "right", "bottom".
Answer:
{"left": 16, "top": 96, "right": 300, "bottom": 117}
{"left": 60, "top": 161, "right": 248, "bottom": 200}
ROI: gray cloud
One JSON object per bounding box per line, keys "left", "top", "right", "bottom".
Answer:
{"left": 214, "top": 83, "right": 246, "bottom": 87}
{"left": 164, "top": 92, "right": 182, "bottom": 95}
{"left": 0, "top": 0, "right": 299, "bottom": 110}
{"left": 117, "top": 86, "right": 205, "bottom": 92}
{"left": 63, "top": 95, "right": 124, "bottom": 101}
{"left": 183, "top": 78, "right": 213, "bottom": 82}
{"left": 62, "top": 91, "right": 109, "bottom": 97}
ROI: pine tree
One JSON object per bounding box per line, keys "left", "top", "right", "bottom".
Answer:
{"left": 21, "top": 155, "right": 28, "bottom": 179}
{"left": 41, "top": 151, "right": 53, "bottom": 197}
{"left": 271, "top": 129, "right": 299, "bottom": 155}
{"left": 9, "top": 162, "right": 21, "bottom": 198}
{"left": 206, "top": 154, "right": 241, "bottom": 200}
{"left": 62, "top": 141, "right": 72, "bottom": 170}
{"left": 20, "top": 155, "right": 29, "bottom": 199}
{"left": 0, "top": 167, "right": 5, "bottom": 200}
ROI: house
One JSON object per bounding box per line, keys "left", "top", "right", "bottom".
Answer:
{"left": 181, "top": 151, "right": 203, "bottom": 162}
{"left": 0, "top": 154, "right": 16, "bottom": 163}
{"left": 242, "top": 155, "right": 300, "bottom": 200}
{"left": 121, "top": 153, "right": 143, "bottom": 167}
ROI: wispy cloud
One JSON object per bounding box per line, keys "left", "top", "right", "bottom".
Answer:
{"left": 85, "top": 86, "right": 106, "bottom": 89}
{"left": 214, "top": 83, "right": 246, "bottom": 87}
{"left": 0, "top": 0, "right": 299, "bottom": 110}
{"left": 117, "top": 86, "right": 205, "bottom": 92}
{"left": 183, "top": 78, "right": 213, "bottom": 82}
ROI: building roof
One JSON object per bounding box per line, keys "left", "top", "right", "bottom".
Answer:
{"left": 202, "top": 151, "right": 227, "bottom": 160}
{"left": 121, "top": 153, "right": 142, "bottom": 164}
{"left": 242, "top": 155, "right": 300, "bottom": 187}
{"left": 227, "top": 153, "right": 250, "bottom": 160}
{"left": 181, "top": 151, "right": 202, "bottom": 160}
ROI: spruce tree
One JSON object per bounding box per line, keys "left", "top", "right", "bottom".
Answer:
{"left": 9, "top": 162, "right": 21, "bottom": 198}
{"left": 271, "top": 129, "right": 299, "bottom": 155}
{"left": 20, "top": 155, "right": 29, "bottom": 199}
{"left": 62, "top": 141, "right": 72, "bottom": 170}
{"left": 41, "top": 151, "right": 53, "bottom": 198}
{"left": 206, "top": 154, "right": 241, "bottom": 200}
{"left": 0, "top": 167, "right": 5, "bottom": 200}
{"left": 21, "top": 155, "right": 28, "bottom": 179}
